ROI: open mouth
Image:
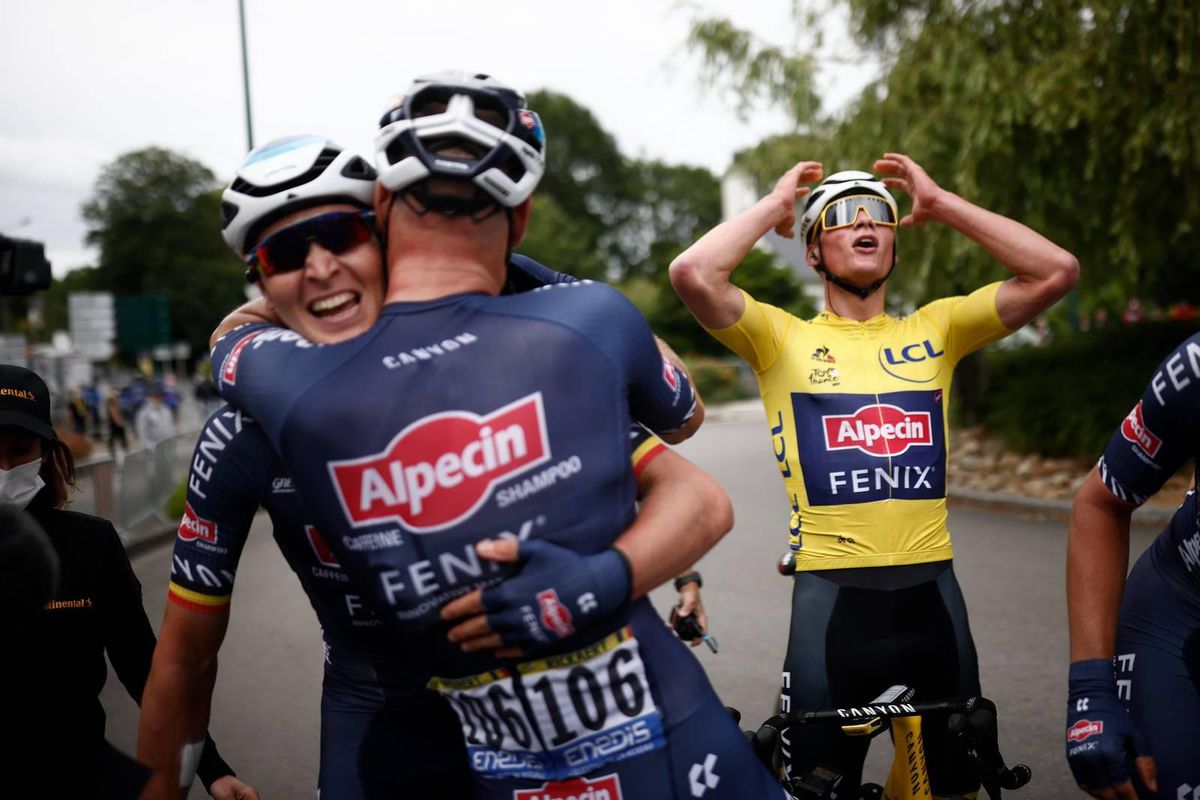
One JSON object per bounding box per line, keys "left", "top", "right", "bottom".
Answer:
{"left": 852, "top": 234, "right": 878, "bottom": 253}
{"left": 308, "top": 291, "right": 361, "bottom": 319}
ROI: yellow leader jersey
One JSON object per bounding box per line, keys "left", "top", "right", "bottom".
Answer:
{"left": 707, "top": 283, "right": 1011, "bottom": 570}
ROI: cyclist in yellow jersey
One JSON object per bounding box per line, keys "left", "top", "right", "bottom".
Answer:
{"left": 670, "top": 154, "right": 1079, "bottom": 798}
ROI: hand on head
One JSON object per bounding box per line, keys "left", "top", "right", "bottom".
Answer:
{"left": 873, "top": 152, "right": 944, "bottom": 227}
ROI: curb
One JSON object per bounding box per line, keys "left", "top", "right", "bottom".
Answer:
{"left": 120, "top": 515, "right": 179, "bottom": 557}
{"left": 704, "top": 400, "right": 1180, "bottom": 528}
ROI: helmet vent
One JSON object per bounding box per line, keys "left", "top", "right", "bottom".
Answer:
{"left": 230, "top": 147, "right": 341, "bottom": 197}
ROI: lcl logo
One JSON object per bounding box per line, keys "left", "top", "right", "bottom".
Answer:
{"left": 879, "top": 339, "right": 945, "bottom": 383}
{"left": 882, "top": 340, "right": 944, "bottom": 365}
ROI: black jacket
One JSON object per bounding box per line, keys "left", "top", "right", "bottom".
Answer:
{"left": 7, "top": 489, "right": 233, "bottom": 795}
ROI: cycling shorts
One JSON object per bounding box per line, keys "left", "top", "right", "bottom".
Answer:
{"left": 318, "top": 647, "right": 471, "bottom": 800}
{"left": 1116, "top": 547, "right": 1200, "bottom": 798}
{"left": 779, "top": 560, "right": 981, "bottom": 797}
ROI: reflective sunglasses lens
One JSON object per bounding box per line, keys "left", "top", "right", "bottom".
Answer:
{"left": 822, "top": 195, "right": 896, "bottom": 230}
{"left": 254, "top": 213, "right": 371, "bottom": 277}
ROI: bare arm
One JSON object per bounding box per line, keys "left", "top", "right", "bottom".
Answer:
{"left": 138, "top": 603, "right": 230, "bottom": 800}
{"left": 874, "top": 153, "right": 1079, "bottom": 330}
{"left": 670, "top": 161, "right": 823, "bottom": 329}
{"left": 614, "top": 446, "right": 732, "bottom": 597}
{"left": 1067, "top": 468, "right": 1137, "bottom": 661}
{"left": 209, "top": 297, "right": 281, "bottom": 349}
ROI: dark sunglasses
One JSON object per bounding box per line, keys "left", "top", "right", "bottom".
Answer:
{"left": 246, "top": 210, "right": 376, "bottom": 278}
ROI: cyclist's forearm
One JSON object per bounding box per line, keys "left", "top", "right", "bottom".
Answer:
{"left": 616, "top": 451, "right": 733, "bottom": 598}
{"left": 138, "top": 653, "right": 218, "bottom": 799}
{"left": 1066, "top": 473, "right": 1133, "bottom": 661}
{"left": 209, "top": 297, "right": 281, "bottom": 349}
{"left": 932, "top": 191, "right": 1079, "bottom": 287}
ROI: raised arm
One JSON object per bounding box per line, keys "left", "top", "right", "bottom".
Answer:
{"left": 670, "top": 161, "right": 823, "bottom": 329}
{"left": 874, "top": 152, "right": 1079, "bottom": 330}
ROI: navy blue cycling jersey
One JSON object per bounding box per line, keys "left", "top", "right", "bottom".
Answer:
{"left": 211, "top": 282, "right": 694, "bottom": 653}
{"left": 168, "top": 404, "right": 395, "bottom": 657}
{"left": 168, "top": 405, "right": 667, "bottom": 662}
{"left": 1098, "top": 332, "right": 1200, "bottom": 603}
{"left": 171, "top": 258, "right": 616, "bottom": 660}
{"left": 208, "top": 283, "right": 738, "bottom": 788}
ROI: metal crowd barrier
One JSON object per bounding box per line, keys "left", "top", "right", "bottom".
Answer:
{"left": 71, "top": 430, "right": 197, "bottom": 544}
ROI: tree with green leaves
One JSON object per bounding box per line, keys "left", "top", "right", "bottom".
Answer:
{"left": 688, "top": 0, "right": 1200, "bottom": 313}
{"left": 81, "top": 148, "right": 247, "bottom": 354}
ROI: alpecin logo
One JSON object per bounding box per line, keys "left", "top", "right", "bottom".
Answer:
{"left": 823, "top": 404, "right": 933, "bottom": 457}
{"left": 1121, "top": 401, "right": 1162, "bottom": 458}
{"left": 305, "top": 526, "right": 340, "bottom": 568}
{"left": 662, "top": 355, "right": 680, "bottom": 394}
{"left": 219, "top": 330, "right": 262, "bottom": 386}
{"left": 178, "top": 502, "right": 217, "bottom": 543}
{"left": 514, "top": 773, "right": 622, "bottom": 800}
{"left": 537, "top": 588, "right": 575, "bottom": 639}
{"left": 1066, "top": 719, "right": 1103, "bottom": 743}
{"left": 328, "top": 393, "right": 551, "bottom": 532}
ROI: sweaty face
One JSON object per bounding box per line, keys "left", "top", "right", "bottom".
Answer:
{"left": 253, "top": 204, "right": 385, "bottom": 344}
{"left": 809, "top": 207, "right": 896, "bottom": 288}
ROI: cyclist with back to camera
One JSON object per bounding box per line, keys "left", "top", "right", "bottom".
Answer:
{"left": 138, "top": 130, "right": 729, "bottom": 799}
{"left": 206, "top": 70, "right": 783, "bottom": 799}
{"left": 1065, "top": 333, "right": 1200, "bottom": 799}
{"left": 669, "top": 156, "right": 1079, "bottom": 797}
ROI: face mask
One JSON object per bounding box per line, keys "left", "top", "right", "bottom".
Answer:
{"left": 0, "top": 459, "right": 45, "bottom": 509}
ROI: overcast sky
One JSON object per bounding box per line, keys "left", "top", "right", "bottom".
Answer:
{"left": 2, "top": 0, "right": 876, "bottom": 275}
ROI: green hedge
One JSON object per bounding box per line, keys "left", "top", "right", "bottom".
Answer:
{"left": 687, "top": 357, "right": 756, "bottom": 405}
{"left": 975, "top": 321, "right": 1200, "bottom": 457}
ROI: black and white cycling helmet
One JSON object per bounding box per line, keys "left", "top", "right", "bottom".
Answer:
{"left": 798, "top": 170, "right": 900, "bottom": 299}
{"left": 798, "top": 170, "right": 898, "bottom": 245}
{"left": 220, "top": 135, "right": 377, "bottom": 257}
{"left": 375, "top": 71, "right": 545, "bottom": 217}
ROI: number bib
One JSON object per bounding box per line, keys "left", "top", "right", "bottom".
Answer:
{"left": 429, "top": 626, "right": 666, "bottom": 781}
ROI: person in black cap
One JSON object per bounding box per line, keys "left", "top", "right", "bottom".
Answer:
{"left": 0, "top": 364, "right": 259, "bottom": 799}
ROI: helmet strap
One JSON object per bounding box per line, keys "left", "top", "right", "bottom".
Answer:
{"left": 812, "top": 235, "right": 896, "bottom": 300}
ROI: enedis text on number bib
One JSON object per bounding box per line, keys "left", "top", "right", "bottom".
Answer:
{"left": 706, "top": 283, "right": 1011, "bottom": 570}
{"left": 428, "top": 626, "right": 665, "bottom": 781}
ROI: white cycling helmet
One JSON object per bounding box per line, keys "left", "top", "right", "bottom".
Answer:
{"left": 798, "top": 170, "right": 898, "bottom": 245}
{"left": 375, "top": 70, "right": 545, "bottom": 216}
{"left": 798, "top": 170, "right": 900, "bottom": 299}
{"left": 220, "top": 135, "right": 377, "bottom": 257}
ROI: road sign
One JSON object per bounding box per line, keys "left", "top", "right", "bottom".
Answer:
{"left": 69, "top": 291, "right": 116, "bottom": 361}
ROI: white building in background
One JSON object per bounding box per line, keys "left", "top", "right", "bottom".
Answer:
{"left": 721, "top": 167, "right": 825, "bottom": 308}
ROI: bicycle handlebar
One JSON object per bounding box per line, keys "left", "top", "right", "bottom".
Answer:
{"left": 751, "top": 696, "right": 1031, "bottom": 799}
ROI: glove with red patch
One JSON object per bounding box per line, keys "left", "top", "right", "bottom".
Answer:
{"left": 1065, "top": 659, "right": 1148, "bottom": 793}
{"left": 480, "top": 539, "right": 632, "bottom": 649}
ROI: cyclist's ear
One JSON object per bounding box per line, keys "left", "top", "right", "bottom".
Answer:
{"left": 508, "top": 197, "right": 533, "bottom": 248}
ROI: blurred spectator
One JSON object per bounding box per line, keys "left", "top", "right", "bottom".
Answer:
{"left": 1120, "top": 297, "right": 1145, "bottom": 325}
{"left": 106, "top": 389, "right": 129, "bottom": 455}
{"left": 82, "top": 381, "right": 101, "bottom": 438}
{"left": 1169, "top": 300, "right": 1197, "bottom": 321}
{"left": 1094, "top": 306, "right": 1111, "bottom": 329}
{"left": 66, "top": 388, "right": 88, "bottom": 436}
{"left": 134, "top": 390, "right": 175, "bottom": 448}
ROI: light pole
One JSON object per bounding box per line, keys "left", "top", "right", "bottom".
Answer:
{"left": 238, "top": 0, "right": 255, "bottom": 151}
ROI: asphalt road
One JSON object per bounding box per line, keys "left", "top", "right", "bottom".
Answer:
{"left": 102, "top": 418, "right": 1158, "bottom": 798}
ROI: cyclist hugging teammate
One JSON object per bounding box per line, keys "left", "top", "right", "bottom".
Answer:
{"left": 181, "top": 72, "right": 783, "bottom": 800}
